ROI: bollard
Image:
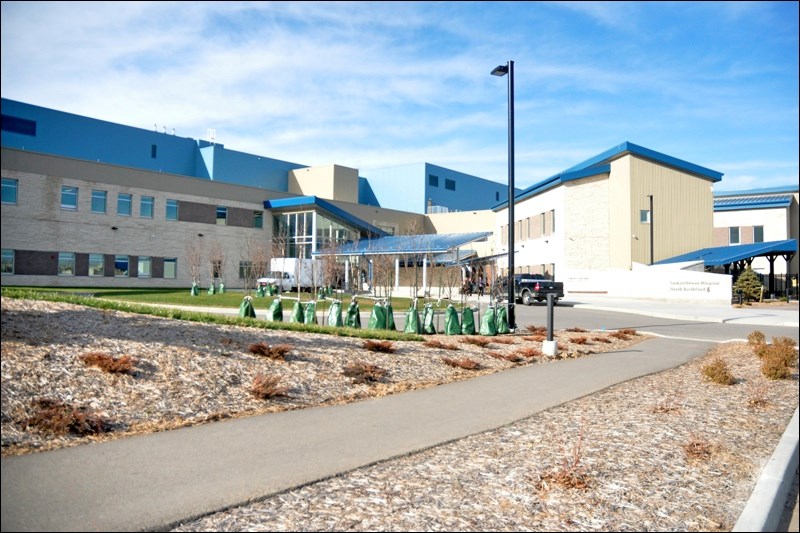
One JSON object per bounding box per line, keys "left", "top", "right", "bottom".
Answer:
{"left": 543, "top": 292, "right": 558, "bottom": 356}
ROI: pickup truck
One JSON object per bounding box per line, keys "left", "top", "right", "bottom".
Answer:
{"left": 496, "top": 274, "right": 565, "bottom": 305}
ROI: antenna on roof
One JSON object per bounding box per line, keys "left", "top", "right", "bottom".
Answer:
{"left": 162, "top": 126, "right": 167, "bottom": 134}
{"left": 206, "top": 128, "right": 216, "bottom": 145}
{"left": 172, "top": 128, "right": 175, "bottom": 136}
{"left": 154, "top": 124, "right": 158, "bottom": 131}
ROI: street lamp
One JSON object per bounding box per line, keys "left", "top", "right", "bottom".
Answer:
{"left": 492, "top": 60, "right": 516, "bottom": 331}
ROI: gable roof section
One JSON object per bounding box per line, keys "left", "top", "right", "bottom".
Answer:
{"left": 493, "top": 141, "right": 723, "bottom": 211}
{"left": 655, "top": 239, "right": 797, "bottom": 267}
{"left": 312, "top": 232, "right": 492, "bottom": 257}
{"left": 264, "top": 196, "right": 389, "bottom": 237}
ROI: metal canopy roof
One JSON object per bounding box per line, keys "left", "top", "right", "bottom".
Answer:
{"left": 655, "top": 239, "right": 797, "bottom": 267}
{"left": 312, "top": 232, "right": 492, "bottom": 257}
{"left": 264, "top": 196, "right": 389, "bottom": 238}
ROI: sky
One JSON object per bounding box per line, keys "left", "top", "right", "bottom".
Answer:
{"left": 1, "top": 1, "right": 798, "bottom": 192}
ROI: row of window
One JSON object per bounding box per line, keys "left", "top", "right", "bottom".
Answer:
{"left": 501, "top": 210, "right": 556, "bottom": 246}
{"left": 730, "top": 225, "right": 764, "bottom": 245}
{"left": 2, "top": 178, "right": 265, "bottom": 227}
{"left": 0, "top": 249, "right": 177, "bottom": 277}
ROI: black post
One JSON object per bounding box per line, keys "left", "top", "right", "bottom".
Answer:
{"left": 648, "top": 194, "right": 654, "bottom": 265}
{"left": 546, "top": 292, "right": 555, "bottom": 342}
{"left": 491, "top": 60, "right": 516, "bottom": 331}
{"left": 507, "top": 60, "right": 515, "bottom": 331}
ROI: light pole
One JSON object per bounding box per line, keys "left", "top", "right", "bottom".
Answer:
{"left": 647, "top": 194, "right": 654, "bottom": 265}
{"left": 492, "top": 60, "right": 516, "bottom": 331}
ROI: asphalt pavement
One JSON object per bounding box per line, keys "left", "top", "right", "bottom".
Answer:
{"left": 1, "top": 294, "right": 797, "bottom": 532}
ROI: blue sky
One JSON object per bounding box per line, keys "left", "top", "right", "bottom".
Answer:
{"left": 2, "top": 1, "right": 797, "bottom": 192}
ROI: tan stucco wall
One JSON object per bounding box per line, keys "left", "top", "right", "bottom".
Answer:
{"left": 289, "top": 164, "right": 359, "bottom": 203}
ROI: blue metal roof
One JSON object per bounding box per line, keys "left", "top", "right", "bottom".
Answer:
{"left": 714, "top": 195, "right": 793, "bottom": 211}
{"left": 655, "top": 240, "right": 797, "bottom": 267}
{"left": 264, "top": 196, "right": 389, "bottom": 237}
{"left": 493, "top": 141, "right": 723, "bottom": 211}
{"left": 312, "top": 232, "right": 492, "bottom": 256}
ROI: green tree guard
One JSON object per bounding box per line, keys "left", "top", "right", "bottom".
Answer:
{"left": 404, "top": 301, "right": 421, "bottom": 334}
{"left": 444, "top": 304, "right": 461, "bottom": 335}
{"left": 346, "top": 301, "right": 361, "bottom": 328}
{"left": 480, "top": 305, "right": 497, "bottom": 336}
{"left": 461, "top": 307, "right": 476, "bottom": 335}
{"left": 328, "top": 299, "right": 343, "bottom": 327}
{"left": 267, "top": 298, "right": 283, "bottom": 322}
{"left": 304, "top": 301, "right": 317, "bottom": 325}
{"left": 496, "top": 305, "right": 510, "bottom": 334}
{"left": 422, "top": 303, "right": 437, "bottom": 334}
{"left": 290, "top": 300, "right": 305, "bottom": 323}
{"left": 238, "top": 296, "right": 256, "bottom": 318}
{"left": 368, "top": 302, "right": 387, "bottom": 330}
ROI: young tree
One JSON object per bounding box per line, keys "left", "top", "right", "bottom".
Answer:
{"left": 240, "top": 235, "right": 269, "bottom": 295}
{"left": 734, "top": 267, "right": 763, "bottom": 302}
{"left": 207, "top": 239, "right": 226, "bottom": 290}
{"left": 185, "top": 236, "right": 203, "bottom": 287}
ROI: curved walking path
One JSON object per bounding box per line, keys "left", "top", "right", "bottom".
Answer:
{"left": 2, "top": 336, "right": 710, "bottom": 532}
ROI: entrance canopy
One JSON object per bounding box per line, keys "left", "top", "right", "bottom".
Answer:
{"left": 655, "top": 239, "right": 796, "bottom": 267}
{"left": 312, "top": 231, "right": 492, "bottom": 257}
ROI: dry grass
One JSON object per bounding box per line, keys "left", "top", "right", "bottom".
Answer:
{"left": 250, "top": 374, "right": 290, "bottom": 400}
{"left": 79, "top": 352, "right": 136, "bottom": 374}
{"left": 702, "top": 357, "right": 736, "bottom": 385}
{"left": 342, "top": 362, "right": 388, "bottom": 384}
{"left": 24, "top": 398, "right": 112, "bottom": 436}
{"left": 248, "top": 342, "right": 293, "bottom": 360}
{"left": 362, "top": 340, "right": 396, "bottom": 353}
{"left": 441, "top": 356, "right": 482, "bottom": 370}
{"left": 461, "top": 336, "right": 491, "bottom": 347}
{"left": 423, "top": 339, "right": 460, "bottom": 350}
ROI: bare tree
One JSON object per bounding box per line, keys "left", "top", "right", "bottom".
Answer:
{"left": 240, "top": 235, "right": 270, "bottom": 295}
{"left": 371, "top": 253, "right": 396, "bottom": 299}
{"left": 185, "top": 236, "right": 203, "bottom": 287}
{"left": 207, "top": 239, "right": 226, "bottom": 290}
{"left": 440, "top": 264, "right": 462, "bottom": 301}
{"left": 404, "top": 219, "right": 423, "bottom": 298}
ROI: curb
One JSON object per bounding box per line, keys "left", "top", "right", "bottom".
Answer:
{"left": 733, "top": 408, "right": 800, "bottom": 532}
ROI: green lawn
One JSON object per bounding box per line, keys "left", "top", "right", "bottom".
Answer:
{"left": 2, "top": 286, "right": 472, "bottom": 313}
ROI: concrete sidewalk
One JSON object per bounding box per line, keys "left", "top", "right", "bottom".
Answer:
{"left": 2, "top": 337, "right": 713, "bottom": 532}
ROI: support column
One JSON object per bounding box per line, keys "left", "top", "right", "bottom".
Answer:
{"left": 422, "top": 256, "right": 427, "bottom": 297}
{"left": 395, "top": 257, "right": 400, "bottom": 290}
{"left": 344, "top": 259, "right": 350, "bottom": 292}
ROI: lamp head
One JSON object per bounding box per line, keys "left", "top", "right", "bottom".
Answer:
{"left": 491, "top": 65, "right": 509, "bottom": 76}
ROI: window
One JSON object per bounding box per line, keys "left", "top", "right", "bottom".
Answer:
{"left": 550, "top": 210, "right": 555, "bottom": 233}
{"left": 138, "top": 256, "right": 152, "bottom": 278}
{"left": 754, "top": 225, "right": 764, "bottom": 243}
{"left": 253, "top": 210, "right": 263, "bottom": 228}
{"left": 729, "top": 227, "right": 740, "bottom": 245}
{"left": 2, "top": 178, "right": 18, "bottom": 204}
{"left": 61, "top": 186, "right": 78, "bottom": 210}
{"left": 166, "top": 199, "right": 179, "bottom": 221}
{"left": 496, "top": 191, "right": 500, "bottom": 202}
{"left": 164, "top": 258, "right": 177, "bottom": 279}
{"left": 1, "top": 114, "right": 37, "bottom": 136}
{"left": 445, "top": 178, "right": 456, "bottom": 191}
{"left": 58, "top": 252, "right": 75, "bottom": 276}
{"left": 640, "top": 210, "right": 651, "bottom": 224}
{"left": 88, "top": 254, "right": 104, "bottom": 276}
{"left": 151, "top": 144, "right": 157, "bottom": 158}
{"left": 91, "top": 189, "right": 107, "bottom": 214}
{"left": 1, "top": 249, "right": 14, "bottom": 274}
{"left": 114, "top": 255, "right": 129, "bottom": 277}
{"left": 118, "top": 193, "right": 132, "bottom": 216}
{"left": 429, "top": 174, "right": 439, "bottom": 187}
{"left": 216, "top": 206, "right": 228, "bottom": 225}
{"left": 540, "top": 213, "right": 546, "bottom": 234}
{"left": 140, "top": 196, "right": 154, "bottom": 218}
{"left": 211, "top": 260, "right": 222, "bottom": 279}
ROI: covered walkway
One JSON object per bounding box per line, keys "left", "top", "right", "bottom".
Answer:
{"left": 656, "top": 239, "right": 797, "bottom": 295}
